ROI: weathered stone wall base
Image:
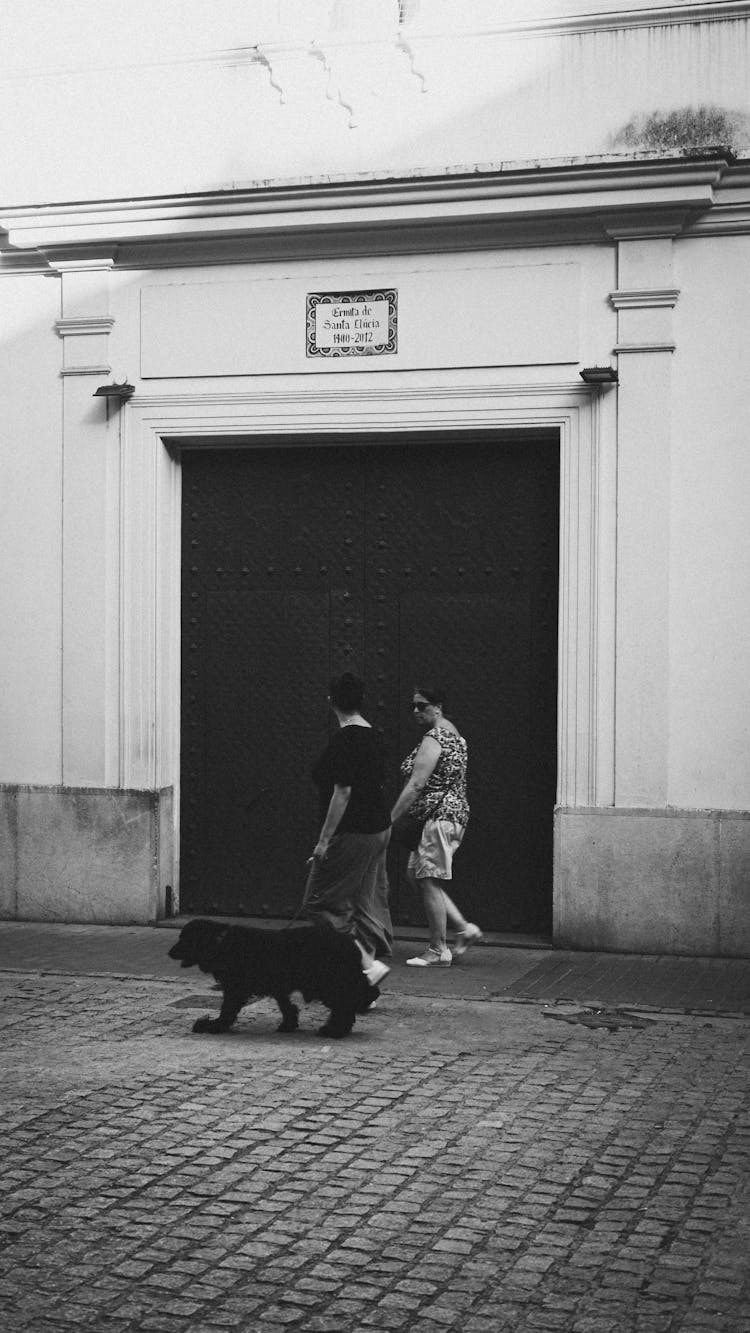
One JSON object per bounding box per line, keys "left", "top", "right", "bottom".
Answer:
{"left": 555, "top": 807, "right": 750, "bottom": 957}
{"left": 0, "top": 786, "right": 174, "bottom": 924}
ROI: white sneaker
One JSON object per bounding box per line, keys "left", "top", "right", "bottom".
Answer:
{"left": 364, "top": 959, "right": 390, "bottom": 987}
{"left": 453, "top": 923, "right": 484, "bottom": 957}
{"left": 406, "top": 947, "right": 452, "bottom": 967}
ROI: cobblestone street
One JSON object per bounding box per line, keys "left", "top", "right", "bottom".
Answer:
{"left": 2, "top": 948, "right": 749, "bottom": 1333}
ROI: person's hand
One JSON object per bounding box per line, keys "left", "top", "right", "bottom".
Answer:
{"left": 313, "top": 839, "right": 329, "bottom": 863}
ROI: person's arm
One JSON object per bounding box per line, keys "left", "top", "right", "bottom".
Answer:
{"left": 313, "top": 783, "right": 351, "bottom": 861}
{"left": 390, "top": 737, "right": 441, "bottom": 822}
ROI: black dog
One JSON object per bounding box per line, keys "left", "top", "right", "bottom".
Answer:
{"left": 168, "top": 918, "right": 374, "bottom": 1038}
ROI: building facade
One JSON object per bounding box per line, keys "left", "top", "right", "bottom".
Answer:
{"left": 1, "top": 0, "right": 749, "bottom": 953}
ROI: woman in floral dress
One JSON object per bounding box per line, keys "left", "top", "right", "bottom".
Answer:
{"left": 391, "top": 686, "right": 483, "bottom": 966}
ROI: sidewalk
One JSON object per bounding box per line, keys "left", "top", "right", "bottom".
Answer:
{"left": 1, "top": 918, "right": 749, "bottom": 1014}
{"left": 2, "top": 919, "right": 749, "bottom": 1333}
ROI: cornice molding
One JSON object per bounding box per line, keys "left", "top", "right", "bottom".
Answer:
{"left": 48, "top": 255, "right": 117, "bottom": 272}
{"left": 602, "top": 211, "right": 697, "bottom": 240}
{"left": 504, "top": 1, "right": 750, "bottom": 36}
{"left": 0, "top": 260, "right": 54, "bottom": 276}
{"left": 60, "top": 363, "right": 112, "bottom": 377}
{"left": 0, "top": 153, "right": 740, "bottom": 269}
{"left": 685, "top": 201, "right": 750, "bottom": 235}
{"left": 130, "top": 381, "right": 593, "bottom": 415}
{"left": 613, "top": 341, "right": 677, "bottom": 353}
{"left": 55, "top": 316, "right": 115, "bottom": 337}
{"left": 610, "top": 288, "right": 680, "bottom": 309}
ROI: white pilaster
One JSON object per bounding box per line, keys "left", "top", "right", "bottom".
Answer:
{"left": 52, "top": 260, "right": 121, "bottom": 786}
{"left": 609, "top": 231, "right": 679, "bottom": 805}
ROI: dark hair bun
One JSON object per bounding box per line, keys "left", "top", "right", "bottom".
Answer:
{"left": 329, "top": 672, "right": 364, "bottom": 712}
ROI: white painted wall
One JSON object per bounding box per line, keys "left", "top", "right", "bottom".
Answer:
{"left": 670, "top": 234, "right": 750, "bottom": 810}
{"left": 0, "top": 274, "right": 63, "bottom": 783}
{"left": 7, "top": 230, "right": 750, "bottom": 816}
{"left": 110, "top": 242, "right": 615, "bottom": 380}
{"left": 138, "top": 257, "right": 581, "bottom": 378}
{"left": 2, "top": 1, "right": 750, "bottom": 938}
{"left": 2, "top": 2, "right": 748, "bottom": 204}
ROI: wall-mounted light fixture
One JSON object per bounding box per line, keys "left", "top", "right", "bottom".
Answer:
{"left": 93, "top": 380, "right": 135, "bottom": 420}
{"left": 579, "top": 366, "right": 618, "bottom": 386}
{"left": 93, "top": 380, "right": 135, "bottom": 402}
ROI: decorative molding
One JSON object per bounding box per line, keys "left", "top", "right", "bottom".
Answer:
{"left": 120, "top": 413, "right": 162, "bottom": 790}
{"left": 685, "top": 202, "right": 750, "bottom": 236}
{"left": 613, "top": 341, "right": 676, "bottom": 353}
{"left": 47, "top": 253, "right": 118, "bottom": 273}
{"left": 0, "top": 154, "right": 732, "bottom": 268}
{"left": 507, "top": 1, "right": 750, "bottom": 36}
{"left": 602, "top": 211, "right": 698, "bottom": 241}
{"left": 609, "top": 288, "right": 680, "bottom": 309}
{"left": 60, "top": 363, "right": 112, "bottom": 377}
{"left": 66, "top": 217, "right": 610, "bottom": 270}
{"left": 129, "top": 381, "right": 594, "bottom": 415}
{"left": 55, "top": 316, "right": 115, "bottom": 337}
{"left": 0, "top": 256, "right": 55, "bottom": 275}
{"left": 610, "top": 331, "right": 672, "bottom": 804}
{"left": 55, "top": 315, "right": 114, "bottom": 379}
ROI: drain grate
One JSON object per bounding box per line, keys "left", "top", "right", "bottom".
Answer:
{"left": 543, "top": 1006, "right": 658, "bottom": 1031}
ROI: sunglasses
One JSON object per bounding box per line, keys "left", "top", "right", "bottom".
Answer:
{"left": 412, "top": 701, "right": 432, "bottom": 711}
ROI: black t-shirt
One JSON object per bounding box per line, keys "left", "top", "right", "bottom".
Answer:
{"left": 312, "top": 725, "right": 390, "bottom": 834}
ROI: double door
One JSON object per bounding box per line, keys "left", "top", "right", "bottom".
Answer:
{"left": 180, "top": 434, "right": 558, "bottom": 934}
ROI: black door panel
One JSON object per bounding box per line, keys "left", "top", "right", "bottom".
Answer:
{"left": 180, "top": 437, "right": 558, "bottom": 932}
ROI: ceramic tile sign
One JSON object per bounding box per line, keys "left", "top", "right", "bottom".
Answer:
{"left": 306, "top": 289, "right": 397, "bottom": 357}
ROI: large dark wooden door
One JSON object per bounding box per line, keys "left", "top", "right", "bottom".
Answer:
{"left": 180, "top": 434, "right": 558, "bottom": 934}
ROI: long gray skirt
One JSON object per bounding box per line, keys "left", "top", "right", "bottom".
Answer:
{"left": 303, "top": 828, "right": 393, "bottom": 960}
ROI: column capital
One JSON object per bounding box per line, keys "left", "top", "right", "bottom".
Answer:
{"left": 54, "top": 262, "right": 116, "bottom": 375}
{"left": 55, "top": 316, "right": 115, "bottom": 337}
{"left": 602, "top": 210, "right": 697, "bottom": 241}
{"left": 44, "top": 250, "right": 118, "bottom": 275}
{"left": 609, "top": 288, "right": 680, "bottom": 310}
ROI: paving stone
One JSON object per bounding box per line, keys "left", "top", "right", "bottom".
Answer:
{"left": 1, "top": 967, "right": 750, "bottom": 1333}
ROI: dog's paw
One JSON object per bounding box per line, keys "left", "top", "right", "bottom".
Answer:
{"left": 192, "top": 1015, "right": 228, "bottom": 1034}
{"left": 317, "top": 1021, "right": 352, "bottom": 1039}
{"left": 356, "top": 985, "right": 380, "bottom": 1014}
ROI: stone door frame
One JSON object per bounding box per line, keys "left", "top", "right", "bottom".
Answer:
{"left": 119, "top": 377, "right": 616, "bottom": 904}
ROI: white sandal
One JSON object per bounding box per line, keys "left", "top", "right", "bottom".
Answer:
{"left": 406, "top": 947, "right": 452, "bottom": 967}
{"left": 453, "top": 923, "right": 483, "bottom": 956}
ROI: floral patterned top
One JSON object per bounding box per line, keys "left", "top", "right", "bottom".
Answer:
{"left": 400, "top": 725, "right": 469, "bottom": 828}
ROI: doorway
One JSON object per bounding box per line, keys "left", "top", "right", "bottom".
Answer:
{"left": 179, "top": 432, "right": 558, "bottom": 934}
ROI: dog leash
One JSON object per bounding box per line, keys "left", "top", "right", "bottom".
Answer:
{"left": 282, "top": 856, "right": 316, "bottom": 930}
